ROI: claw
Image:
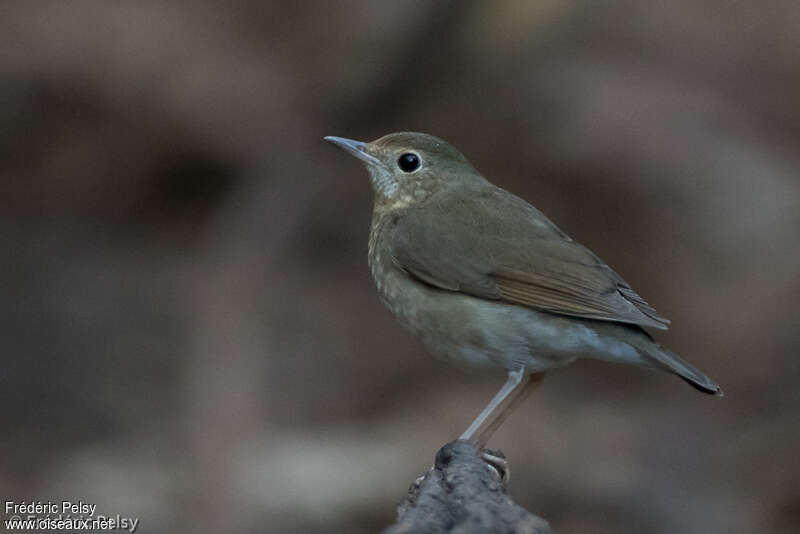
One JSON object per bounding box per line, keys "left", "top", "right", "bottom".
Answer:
{"left": 480, "top": 450, "right": 509, "bottom": 483}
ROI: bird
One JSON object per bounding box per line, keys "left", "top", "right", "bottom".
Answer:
{"left": 325, "top": 132, "right": 721, "bottom": 449}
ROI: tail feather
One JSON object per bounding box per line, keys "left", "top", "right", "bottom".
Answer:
{"left": 641, "top": 345, "right": 723, "bottom": 396}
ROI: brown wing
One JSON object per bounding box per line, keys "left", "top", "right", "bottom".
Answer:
{"left": 387, "top": 184, "right": 670, "bottom": 329}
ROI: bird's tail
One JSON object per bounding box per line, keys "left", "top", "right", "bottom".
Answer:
{"left": 640, "top": 343, "right": 723, "bottom": 396}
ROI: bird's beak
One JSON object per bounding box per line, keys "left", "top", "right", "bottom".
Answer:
{"left": 324, "top": 136, "right": 384, "bottom": 167}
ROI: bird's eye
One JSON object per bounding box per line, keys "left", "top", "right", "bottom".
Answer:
{"left": 397, "top": 153, "right": 420, "bottom": 172}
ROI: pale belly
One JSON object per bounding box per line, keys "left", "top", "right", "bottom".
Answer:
{"left": 369, "top": 254, "right": 643, "bottom": 373}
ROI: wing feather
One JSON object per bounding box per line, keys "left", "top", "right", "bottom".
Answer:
{"left": 387, "top": 184, "right": 669, "bottom": 329}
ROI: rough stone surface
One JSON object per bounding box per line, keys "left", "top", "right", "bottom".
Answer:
{"left": 383, "top": 440, "right": 550, "bottom": 534}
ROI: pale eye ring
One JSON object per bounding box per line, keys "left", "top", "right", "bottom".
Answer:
{"left": 397, "top": 153, "right": 420, "bottom": 172}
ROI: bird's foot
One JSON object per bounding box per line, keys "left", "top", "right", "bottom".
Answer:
{"left": 411, "top": 464, "right": 434, "bottom": 490}
{"left": 480, "top": 449, "right": 509, "bottom": 482}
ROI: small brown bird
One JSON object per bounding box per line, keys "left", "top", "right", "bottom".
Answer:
{"left": 325, "top": 132, "right": 721, "bottom": 448}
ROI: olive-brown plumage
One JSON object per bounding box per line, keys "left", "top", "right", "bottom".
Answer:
{"left": 326, "top": 132, "right": 721, "bottom": 446}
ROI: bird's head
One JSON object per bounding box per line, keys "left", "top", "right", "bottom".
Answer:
{"left": 325, "top": 132, "right": 485, "bottom": 208}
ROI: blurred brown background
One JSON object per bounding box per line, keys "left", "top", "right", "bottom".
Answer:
{"left": 1, "top": 1, "right": 799, "bottom": 533}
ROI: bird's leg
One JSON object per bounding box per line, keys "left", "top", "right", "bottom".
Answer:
{"left": 460, "top": 368, "right": 544, "bottom": 449}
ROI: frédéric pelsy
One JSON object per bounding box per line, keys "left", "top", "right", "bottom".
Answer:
{"left": 5, "top": 500, "right": 97, "bottom": 516}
